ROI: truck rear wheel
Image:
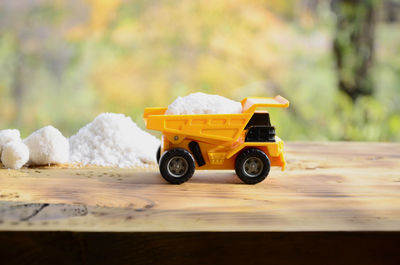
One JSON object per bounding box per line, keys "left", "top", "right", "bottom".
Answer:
{"left": 235, "top": 148, "right": 270, "bottom": 184}
{"left": 159, "top": 148, "right": 195, "bottom": 184}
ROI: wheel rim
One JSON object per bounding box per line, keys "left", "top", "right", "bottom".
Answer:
{"left": 243, "top": 157, "right": 263, "bottom": 177}
{"left": 167, "top": 156, "right": 189, "bottom": 178}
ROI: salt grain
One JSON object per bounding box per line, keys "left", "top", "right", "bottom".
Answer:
{"left": 24, "top": 125, "right": 69, "bottom": 165}
{"left": 1, "top": 141, "right": 29, "bottom": 169}
{"left": 165, "top": 92, "right": 242, "bottom": 115}
{"left": 69, "top": 113, "right": 160, "bottom": 167}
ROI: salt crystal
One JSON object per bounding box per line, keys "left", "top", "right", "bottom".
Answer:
{"left": 69, "top": 113, "right": 160, "bottom": 167}
{"left": 0, "top": 129, "right": 21, "bottom": 156}
{"left": 24, "top": 125, "right": 69, "bottom": 165}
{"left": 1, "top": 141, "right": 29, "bottom": 169}
{"left": 165, "top": 92, "right": 242, "bottom": 115}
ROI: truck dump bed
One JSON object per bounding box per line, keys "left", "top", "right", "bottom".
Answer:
{"left": 143, "top": 95, "right": 289, "bottom": 144}
{"left": 144, "top": 110, "right": 251, "bottom": 143}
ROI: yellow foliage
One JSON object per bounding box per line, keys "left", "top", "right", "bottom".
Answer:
{"left": 88, "top": 0, "right": 294, "bottom": 112}
{"left": 67, "top": 0, "right": 122, "bottom": 39}
{"left": 86, "top": 0, "right": 121, "bottom": 34}
{"left": 111, "top": 21, "right": 139, "bottom": 46}
{"left": 92, "top": 56, "right": 170, "bottom": 113}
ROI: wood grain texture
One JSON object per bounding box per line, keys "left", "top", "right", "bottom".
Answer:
{"left": 0, "top": 142, "right": 399, "bottom": 232}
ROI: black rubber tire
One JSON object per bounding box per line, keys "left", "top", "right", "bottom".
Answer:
{"left": 159, "top": 148, "right": 195, "bottom": 184}
{"left": 235, "top": 148, "right": 270, "bottom": 184}
{"left": 156, "top": 145, "right": 161, "bottom": 164}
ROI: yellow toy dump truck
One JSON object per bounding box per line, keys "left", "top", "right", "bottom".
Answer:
{"left": 143, "top": 96, "right": 289, "bottom": 184}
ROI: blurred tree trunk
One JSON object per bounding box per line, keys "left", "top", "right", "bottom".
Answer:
{"left": 384, "top": 0, "right": 400, "bottom": 23}
{"left": 332, "top": 0, "right": 376, "bottom": 102}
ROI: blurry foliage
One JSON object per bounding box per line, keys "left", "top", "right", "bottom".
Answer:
{"left": 0, "top": 0, "right": 399, "bottom": 141}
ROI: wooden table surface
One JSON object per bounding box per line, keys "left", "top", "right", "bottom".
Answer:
{"left": 1, "top": 141, "right": 400, "bottom": 265}
{"left": 0, "top": 141, "right": 399, "bottom": 232}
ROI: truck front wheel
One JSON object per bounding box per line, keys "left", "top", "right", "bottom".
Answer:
{"left": 159, "top": 148, "right": 195, "bottom": 184}
{"left": 235, "top": 148, "right": 270, "bottom": 184}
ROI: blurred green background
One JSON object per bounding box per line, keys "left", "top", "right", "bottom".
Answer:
{"left": 0, "top": 0, "right": 399, "bottom": 141}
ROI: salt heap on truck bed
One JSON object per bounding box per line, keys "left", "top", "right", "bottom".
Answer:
{"left": 143, "top": 95, "right": 289, "bottom": 184}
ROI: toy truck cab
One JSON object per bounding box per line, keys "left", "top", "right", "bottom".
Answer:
{"left": 144, "top": 96, "right": 289, "bottom": 184}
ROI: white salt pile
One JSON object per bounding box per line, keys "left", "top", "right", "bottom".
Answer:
{"left": 165, "top": 92, "right": 242, "bottom": 115}
{"left": 1, "top": 141, "right": 29, "bottom": 170}
{"left": 24, "top": 125, "right": 69, "bottom": 165}
{"left": 0, "top": 129, "right": 30, "bottom": 169}
{"left": 0, "top": 129, "right": 21, "bottom": 156}
{"left": 69, "top": 113, "right": 160, "bottom": 167}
